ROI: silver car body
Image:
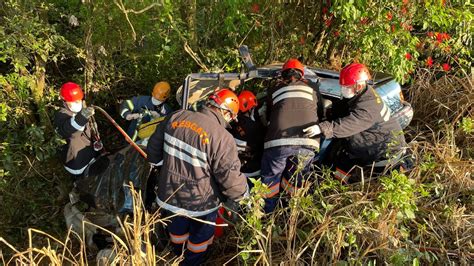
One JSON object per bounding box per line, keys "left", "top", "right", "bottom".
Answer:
{"left": 177, "top": 64, "right": 413, "bottom": 130}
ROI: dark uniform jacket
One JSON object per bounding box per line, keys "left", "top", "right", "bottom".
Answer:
{"left": 229, "top": 108, "right": 265, "bottom": 176}
{"left": 120, "top": 95, "right": 172, "bottom": 121}
{"left": 147, "top": 106, "right": 248, "bottom": 217}
{"left": 319, "top": 87, "right": 406, "bottom": 163}
{"left": 54, "top": 107, "right": 97, "bottom": 175}
{"left": 265, "top": 79, "right": 320, "bottom": 150}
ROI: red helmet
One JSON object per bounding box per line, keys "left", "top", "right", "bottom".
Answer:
{"left": 60, "top": 82, "right": 84, "bottom": 102}
{"left": 282, "top": 58, "right": 304, "bottom": 75}
{"left": 208, "top": 88, "right": 240, "bottom": 118}
{"left": 238, "top": 90, "right": 258, "bottom": 113}
{"left": 339, "top": 63, "right": 371, "bottom": 86}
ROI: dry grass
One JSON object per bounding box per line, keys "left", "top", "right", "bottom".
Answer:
{"left": 408, "top": 69, "right": 473, "bottom": 158}
{"left": 0, "top": 70, "right": 472, "bottom": 265}
{"left": 0, "top": 186, "right": 181, "bottom": 265}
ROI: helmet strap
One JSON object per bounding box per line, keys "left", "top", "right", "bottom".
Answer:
{"left": 249, "top": 108, "right": 255, "bottom": 121}
{"left": 355, "top": 82, "right": 368, "bottom": 94}
{"left": 219, "top": 108, "right": 234, "bottom": 123}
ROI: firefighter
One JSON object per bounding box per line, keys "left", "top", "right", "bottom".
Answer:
{"left": 147, "top": 88, "right": 248, "bottom": 265}
{"left": 229, "top": 90, "right": 265, "bottom": 186}
{"left": 54, "top": 82, "right": 100, "bottom": 179}
{"left": 303, "top": 63, "right": 407, "bottom": 183}
{"left": 120, "top": 81, "right": 172, "bottom": 140}
{"left": 261, "top": 58, "right": 320, "bottom": 213}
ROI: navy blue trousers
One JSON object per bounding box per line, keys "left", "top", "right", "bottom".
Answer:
{"left": 260, "top": 146, "right": 315, "bottom": 213}
{"left": 163, "top": 210, "right": 217, "bottom": 265}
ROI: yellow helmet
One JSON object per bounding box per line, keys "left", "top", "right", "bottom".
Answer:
{"left": 152, "top": 81, "right": 171, "bottom": 101}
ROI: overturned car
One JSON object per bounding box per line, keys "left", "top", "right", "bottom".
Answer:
{"left": 176, "top": 47, "right": 414, "bottom": 160}
{"left": 65, "top": 46, "right": 414, "bottom": 250}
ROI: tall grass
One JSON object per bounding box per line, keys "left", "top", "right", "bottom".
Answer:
{"left": 0, "top": 71, "right": 472, "bottom": 265}
{"left": 1, "top": 186, "right": 181, "bottom": 265}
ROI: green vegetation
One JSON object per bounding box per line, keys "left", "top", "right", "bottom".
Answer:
{"left": 1, "top": 0, "right": 472, "bottom": 264}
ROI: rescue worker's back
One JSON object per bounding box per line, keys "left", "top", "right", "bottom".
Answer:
{"left": 147, "top": 106, "right": 247, "bottom": 214}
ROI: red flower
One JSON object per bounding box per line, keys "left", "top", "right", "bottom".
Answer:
{"left": 405, "top": 52, "right": 412, "bottom": 60}
{"left": 387, "top": 11, "right": 393, "bottom": 21}
{"left": 436, "top": 32, "right": 443, "bottom": 43}
{"left": 403, "top": 0, "right": 409, "bottom": 4}
{"left": 334, "top": 31, "right": 340, "bottom": 37}
{"left": 322, "top": 7, "right": 328, "bottom": 15}
{"left": 442, "top": 63, "right": 450, "bottom": 71}
{"left": 391, "top": 24, "right": 396, "bottom": 32}
{"left": 401, "top": 7, "right": 407, "bottom": 15}
{"left": 324, "top": 17, "right": 333, "bottom": 27}
{"left": 251, "top": 3, "right": 260, "bottom": 13}
{"left": 435, "top": 32, "right": 451, "bottom": 43}
{"left": 426, "top": 57, "right": 433, "bottom": 67}
{"left": 427, "top": 31, "right": 434, "bottom": 37}
{"left": 360, "top": 17, "right": 368, "bottom": 24}
{"left": 299, "top": 36, "right": 305, "bottom": 45}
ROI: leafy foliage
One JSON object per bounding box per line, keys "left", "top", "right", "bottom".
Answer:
{"left": 0, "top": 0, "right": 72, "bottom": 175}
{"left": 0, "top": 0, "right": 472, "bottom": 263}
{"left": 329, "top": 0, "right": 472, "bottom": 83}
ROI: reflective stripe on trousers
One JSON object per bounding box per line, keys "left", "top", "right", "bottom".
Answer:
{"left": 260, "top": 146, "right": 315, "bottom": 213}
{"left": 187, "top": 236, "right": 214, "bottom": 253}
{"left": 163, "top": 210, "right": 217, "bottom": 265}
{"left": 334, "top": 167, "right": 350, "bottom": 183}
{"left": 170, "top": 232, "right": 189, "bottom": 244}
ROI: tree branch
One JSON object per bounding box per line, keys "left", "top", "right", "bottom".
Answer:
{"left": 114, "top": 0, "right": 160, "bottom": 41}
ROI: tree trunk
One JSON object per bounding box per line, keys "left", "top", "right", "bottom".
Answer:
{"left": 83, "top": 3, "right": 95, "bottom": 98}
{"left": 31, "top": 54, "right": 52, "bottom": 131}
{"left": 186, "top": 0, "right": 197, "bottom": 48}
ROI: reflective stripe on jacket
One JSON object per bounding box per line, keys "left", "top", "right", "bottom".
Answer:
{"left": 54, "top": 107, "right": 97, "bottom": 174}
{"left": 147, "top": 106, "right": 247, "bottom": 216}
{"left": 319, "top": 87, "right": 406, "bottom": 163}
{"left": 265, "top": 80, "right": 320, "bottom": 150}
{"left": 120, "top": 95, "right": 171, "bottom": 119}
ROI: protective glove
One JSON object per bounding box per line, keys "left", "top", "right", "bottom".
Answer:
{"left": 223, "top": 199, "right": 240, "bottom": 213}
{"left": 221, "top": 199, "right": 243, "bottom": 225}
{"left": 80, "top": 106, "right": 95, "bottom": 119}
{"left": 302, "top": 124, "right": 321, "bottom": 138}
{"left": 125, "top": 113, "right": 141, "bottom": 120}
{"left": 150, "top": 111, "right": 160, "bottom": 118}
